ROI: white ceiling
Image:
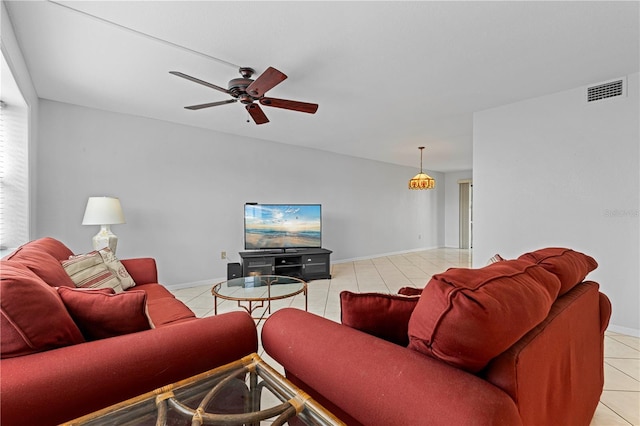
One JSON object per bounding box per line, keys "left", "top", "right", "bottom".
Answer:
{"left": 4, "top": 1, "right": 639, "bottom": 172}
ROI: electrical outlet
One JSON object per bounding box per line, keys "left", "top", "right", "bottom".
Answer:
{"left": 221, "top": 251, "right": 226, "bottom": 260}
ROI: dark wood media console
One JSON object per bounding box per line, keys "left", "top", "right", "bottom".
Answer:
{"left": 239, "top": 248, "right": 332, "bottom": 281}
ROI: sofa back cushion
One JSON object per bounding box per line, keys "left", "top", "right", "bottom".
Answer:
{"left": 518, "top": 247, "right": 597, "bottom": 296}
{"left": 0, "top": 261, "right": 85, "bottom": 358}
{"left": 11, "top": 237, "right": 74, "bottom": 260}
{"left": 4, "top": 246, "right": 76, "bottom": 288}
{"left": 407, "top": 260, "right": 561, "bottom": 373}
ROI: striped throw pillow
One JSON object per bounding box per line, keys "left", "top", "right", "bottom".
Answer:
{"left": 61, "top": 251, "right": 123, "bottom": 293}
{"left": 97, "top": 248, "right": 136, "bottom": 290}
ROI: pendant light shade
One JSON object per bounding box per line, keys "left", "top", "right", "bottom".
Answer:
{"left": 408, "top": 147, "right": 435, "bottom": 190}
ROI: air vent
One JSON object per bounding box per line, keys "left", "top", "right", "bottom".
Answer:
{"left": 587, "top": 79, "right": 625, "bottom": 102}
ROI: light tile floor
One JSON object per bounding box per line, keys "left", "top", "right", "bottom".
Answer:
{"left": 171, "top": 248, "right": 639, "bottom": 426}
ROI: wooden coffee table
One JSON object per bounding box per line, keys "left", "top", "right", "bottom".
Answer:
{"left": 212, "top": 275, "right": 307, "bottom": 322}
{"left": 63, "top": 353, "right": 344, "bottom": 426}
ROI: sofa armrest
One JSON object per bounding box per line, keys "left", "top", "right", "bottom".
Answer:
{"left": 262, "top": 308, "right": 521, "bottom": 426}
{"left": 599, "top": 291, "right": 612, "bottom": 334}
{"left": 1, "top": 311, "right": 257, "bottom": 426}
{"left": 120, "top": 257, "right": 158, "bottom": 284}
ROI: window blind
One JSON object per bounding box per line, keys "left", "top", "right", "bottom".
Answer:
{"left": 0, "top": 52, "right": 29, "bottom": 253}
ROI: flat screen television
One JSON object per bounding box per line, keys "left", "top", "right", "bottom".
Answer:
{"left": 244, "top": 204, "right": 322, "bottom": 250}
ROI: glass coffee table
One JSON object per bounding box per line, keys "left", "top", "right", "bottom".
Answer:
{"left": 63, "top": 353, "right": 345, "bottom": 426}
{"left": 212, "top": 275, "right": 307, "bottom": 322}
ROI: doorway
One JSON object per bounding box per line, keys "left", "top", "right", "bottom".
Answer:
{"left": 459, "top": 180, "right": 473, "bottom": 249}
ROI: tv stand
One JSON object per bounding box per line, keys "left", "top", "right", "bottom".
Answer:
{"left": 239, "top": 248, "right": 332, "bottom": 281}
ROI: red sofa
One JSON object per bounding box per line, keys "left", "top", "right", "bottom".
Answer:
{"left": 262, "top": 248, "right": 611, "bottom": 425}
{"left": 1, "top": 237, "right": 258, "bottom": 426}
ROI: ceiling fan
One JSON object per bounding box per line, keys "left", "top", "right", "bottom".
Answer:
{"left": 169, "top": 67, "right": 318, "bottom": 125}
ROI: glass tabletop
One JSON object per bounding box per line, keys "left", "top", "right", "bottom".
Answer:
{"left": 63, "top": 353, "right": 345, "bottom": 426}
{"left": 212, "top": 275, "right": 306, "bottom": 301}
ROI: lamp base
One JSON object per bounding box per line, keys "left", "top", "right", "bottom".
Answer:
{"left": 92, "top": 225, "right": 118, "bottom": 254}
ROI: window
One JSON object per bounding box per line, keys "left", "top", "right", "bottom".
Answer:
{"left": 0, "top": 50, "right": 29, "bottom": 254}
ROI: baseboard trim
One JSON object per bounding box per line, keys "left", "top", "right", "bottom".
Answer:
{"left": 608, "top": 324, "right": 640, "bottom": 338}
{"left": 332, "top": 246, "right": 441, "bottom": 264}
{"left": 165, "top": 277, "right": 225, "bottom": 292}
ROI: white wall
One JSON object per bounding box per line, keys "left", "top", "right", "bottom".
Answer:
{"left": 36, "top": 100, "right": 444, "bottom": 286}
{"left": 473, "top": 73, "right": 639, "bottom": 335}
{"left": 444, "top": 170, "right": 472, "bottom": 248}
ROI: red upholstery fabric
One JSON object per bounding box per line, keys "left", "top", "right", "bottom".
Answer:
{"left": 408, "top": 260, "right": 561, "bottom": 372}
{"left": 57, "top": 287, "right": 152, "bottom": 340}
{"left": 145, "top": 295, "right": 196, "bottom": 326}
{"left": 340, "top": 291, "right": 419, "bottom": 346}
{"left": 133, "top": 282, "right": 176, "bottom": 299}
{"left": 1, "top": 311, "right": 258, "bottom": 426}
{"left": 0, "top": 261, "right": 84, "bottom": 358}
{"left": 4, "top": 247, "right": 75, "bottom": 287}
{"left": 120, "top": 258, "right": 158, "bottom": 285}
{"left": 7, "top": 237, "right": 74, "bottom": 260}
{"left": 397, "top": 286, "right": 423, "bottom": 296}
{"left": 263, "top": 308, "right": 522, "bottom": 426}
{"left": 481, "top": 282, "right": 607, "bottom": 425}
{"left": 518, "top": 247, "right": 598, "bottom": 295}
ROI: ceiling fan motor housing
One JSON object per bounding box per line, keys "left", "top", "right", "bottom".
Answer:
{"left": 228, "top": 78, "right": 255, "bottom": 100}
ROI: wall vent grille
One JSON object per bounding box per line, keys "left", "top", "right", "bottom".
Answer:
{"left": 587, "top": 79, "right": 624, "bottom": 102}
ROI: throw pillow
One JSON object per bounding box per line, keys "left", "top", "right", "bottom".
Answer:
{"left": 57, "top": 286, "right": 152, "bottom": 340}
{"left": 1, "top": 261, "right": 85, "bottom": 359}
{"left": 61, "top": 251, "right": 123, "bottom": 293}
{"left": 397, "top": 287, "right": 423, "bottom": 296}
{"left": 97, "top": 247, "right": 136, "bottom": 290}
{"left": 407, "top": 260, "right": 561, "bottom": 373}
{"left": 518, "top": 247, "right": 598, "bottom": 296}
{"left": 340, "top": 291, "right": 420, "bottom": 346}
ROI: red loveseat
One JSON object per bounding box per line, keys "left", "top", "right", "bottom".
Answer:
{"left": 1, "top": 237, "right": 258, "bottom": 426}
{"left": 262, "top": 248, "right": 611, "bottom": 426}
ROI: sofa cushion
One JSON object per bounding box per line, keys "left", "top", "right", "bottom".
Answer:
{"left": 340, "top": 291, "right": 420, "bottom": 346}
{"left": 132, "top": 284, "right": 195, "bottom": 325}
{"left": 407, "top": 259, "right": 561, "bottom": 373}
{"left": 518, "top": 247, "right": 597, "bottom": 296}
{"left": 4, "top": 247, "right": 76, "bottom": 288}
{"left": 97, "top": 247, "right": 136, "bottom": 290}
{"left": 134, "top": 282, "right": 178, "bottom": 300}
{"left": 57, "top": 287, "right": 152, "bottom": 340}
{"left": 0, "top": 261, "right": 85, "bottom": 359}
{"left": 61, "top": 251, "right": 123, "bottom": 293}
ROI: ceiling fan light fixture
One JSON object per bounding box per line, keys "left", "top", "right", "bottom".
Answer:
{"left": 409, "top": 146, "right": 435, "bottom": 190}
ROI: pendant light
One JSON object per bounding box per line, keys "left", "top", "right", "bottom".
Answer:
{"left": 408, "top": 146, "right": 435, "bottom": 190}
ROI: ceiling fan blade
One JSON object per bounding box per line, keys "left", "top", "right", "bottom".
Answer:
{"left": 169, "top": 71, "right": 229, "bottom": 94}
{"left": 260, "top": 97, "right": 319, "bottom": 114}
{"left": 185, "top": 99, "right": 237, "bottom": 110}
{"left": 246, "top": 103, "right": 269, "bottom": 125}
{"left": 246, "top": 67, "right": 287, "bottom": 97}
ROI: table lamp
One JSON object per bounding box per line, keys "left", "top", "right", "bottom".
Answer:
{"left": 82, "top": 196, "right": 125, "bottom": 253}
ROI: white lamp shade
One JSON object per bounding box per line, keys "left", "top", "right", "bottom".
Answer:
{"left": 82, "top": 197, "right": 125, "bottom": 225}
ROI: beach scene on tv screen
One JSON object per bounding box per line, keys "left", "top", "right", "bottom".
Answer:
{"left": 245, "top": 205, "right": 321, "bottom": 249}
